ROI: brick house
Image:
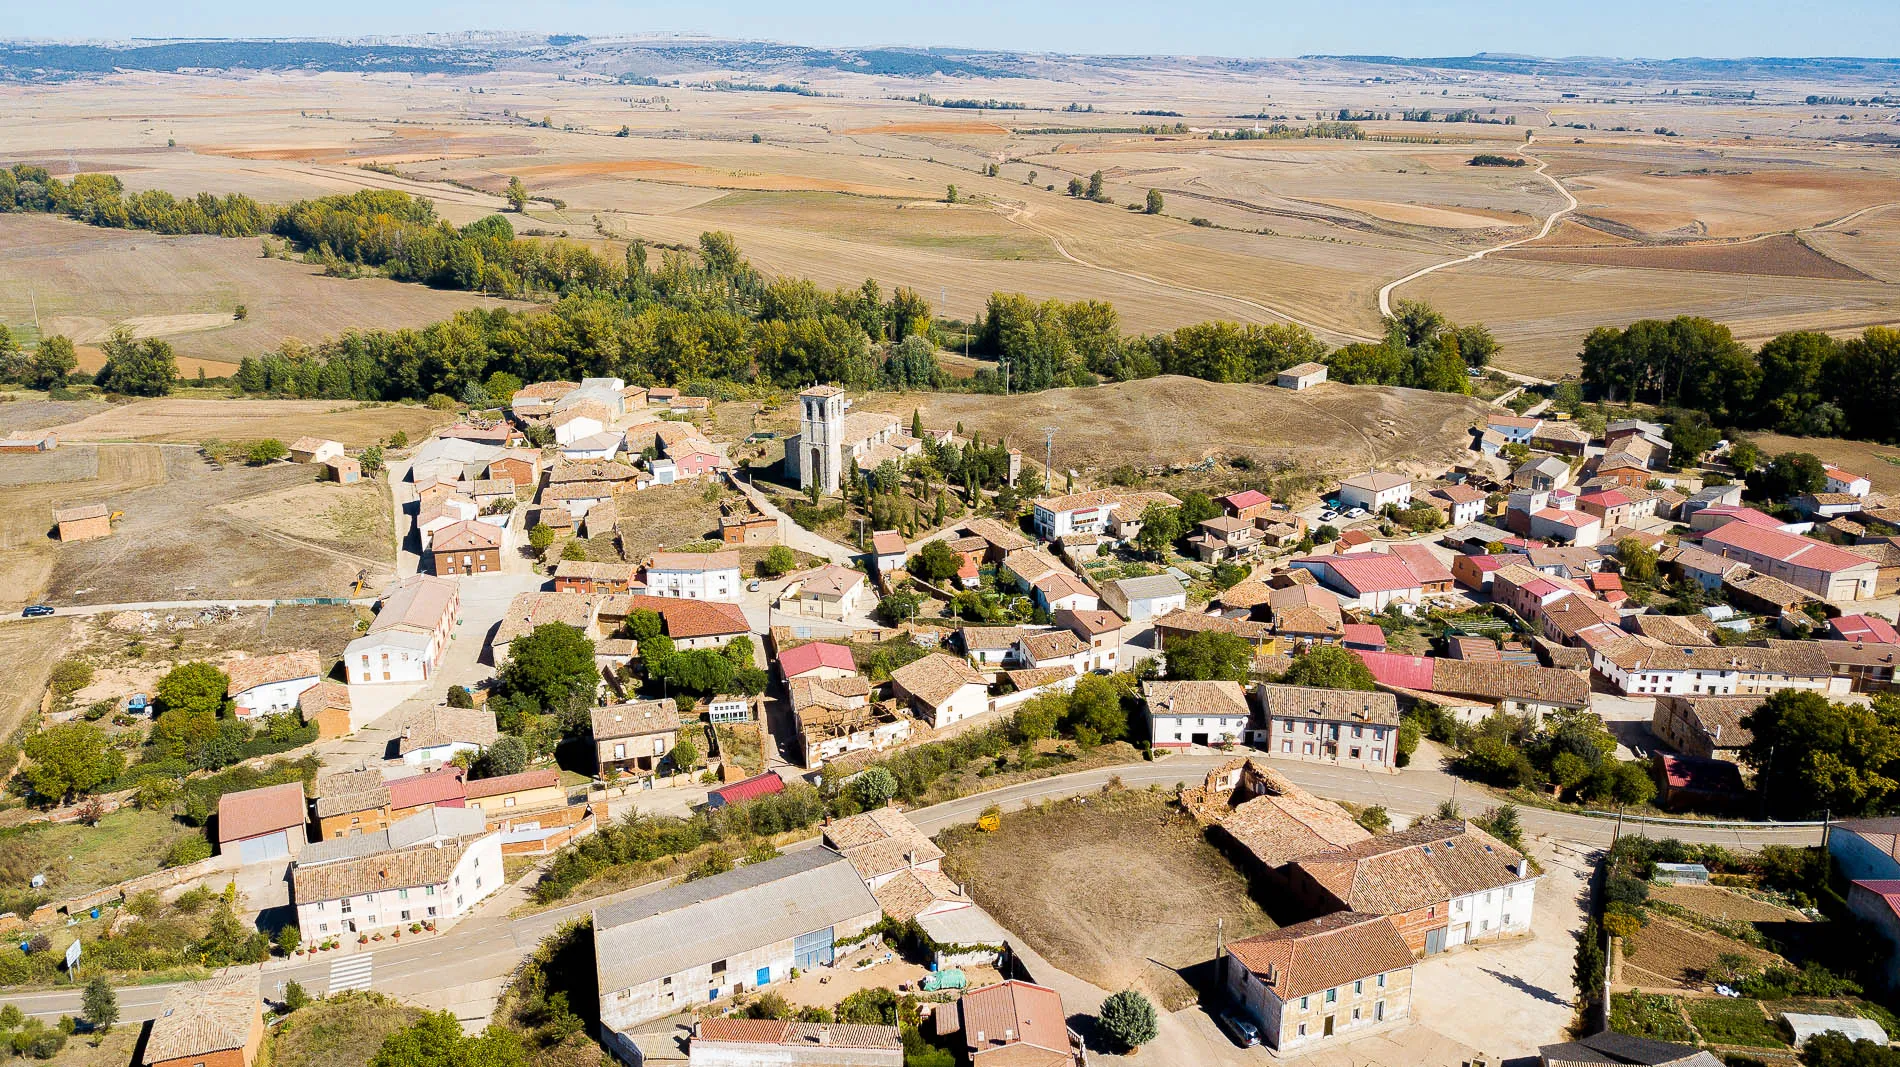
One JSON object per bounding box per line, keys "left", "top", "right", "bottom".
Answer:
{"left": 54, "top": 503, "right": 112, "bottom": 542}
{"left": 592, "top": 700, "right": 679, "bottom": 776}
{"left": 143, "top": 976, "right": 264, "bottom": 1067}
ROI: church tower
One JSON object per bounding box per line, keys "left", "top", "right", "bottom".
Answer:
{"left": 798, "top": 386, "right": 846, "bottom": 495}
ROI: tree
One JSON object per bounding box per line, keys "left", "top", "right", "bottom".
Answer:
{"left": 245, "top": 438, "right": 287, "bottom": 465}
{"left": 94, "top": 326, "right": 176, "bottom": 396}
{"left": 910, "top": 539, "right": 963, "bottom": 583}
{"left": 1801, "top": 1032, "right": 1900, "bottom": 1067}
{"left": 669, "top": 738, "right": 700, "bottom": 771}
{"left": 446, "top": 685, "right": 474, "bottom": 709}
{"left": 1357, "top": 805, "right": 1391, "bottom": 833}
{"left": 1066, "top": 177, "right": 1085, "bottom": 197}
{"left": 877, "top": 592, "right": 922, "bottom": 624}
{"left": 371, "top": 1010, "right": 527, "bottom": 1067}
{"left": 28, "top": 335, "right": 78, "bottom": 390}
{"left": 851, "top": 766, "right": 899, "bottom": 808}
{"left": 273, "top": 923, "right": 301, "bottom": 955}
{"left": 21, "top": 722, "right": 121, "bottom": 804}
{"left": 1474, "top": 804, "right": 1524, "bottom": 850}
{"left": 1133, "top": 503, "right": 1181, "bottom": 559}
{"left": 81, "top": 976, "right": 117, "bottom": 1034}
{"left": 1097, "top": 989, "right": 1158, "bottom": 1051}
{"left": 1164, "top": 630, "right": 1252, "bottom": 683}
{"left": 1086, "top": 170, "right": 1105, "bottom": 201}
{"left": 156, "top": 662, "right": 231, "bottom": 718}
{"left": 504, "top": 176, "right": 530, "bottom": 212}
{"left": 945, "top": 184, "right": 958, "bottom": 204}
{"left": 527, "top": 523, "right": 554, "bottom": 554}
{"left": 1144, "top": 188, "right": 1163, "bottom": 214}
{"left": 1176, "top": 492, "right": 1220, "bottom": 527}
{"left": 1282, "top": 645, "right": 1377, "bottom": 690}
{"left": 560, "top": 540, "right": 588, "bottom": 562}
{"left": 1742, "top": 690, "right": 1900, "bottom": 817}
{"left": 759, "top": 545, "right": 796, "bottom": 577}
{"left": 359, "top": 444, "right": 384, "bottom": 475}
{"left": 498, "top": 623, "right": 600, "bottom": 713}
{"left": 1664, "top": 412, "right": 1720, "bottom": 465}
{"left": 1063, "top": 674, "right": 1129, "bottom": 746}
{"left": 1749, "top": 451, "right": 1826, "bottom": 502}
{"left": 473, "top": 736, "right": 528, "bottom": 779}
{"left": 1615, "top": 537, "right": 1658, "bottom": 583}
{"left": 283, "top": 980, "right": 311, "bottom": 1013}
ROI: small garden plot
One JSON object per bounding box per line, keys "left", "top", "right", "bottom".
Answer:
{"left": 1653, "top": 885, "right": 1808, "bottom": 925}
{"left": 1619, "top": 917, "right": 1781, "bottom": 989}
{"left": 1610, "top": 993, "right": 1697, "bottom": 1043}
{"left": 1684, "top": 997, "right": 1788, "bottom": 1049}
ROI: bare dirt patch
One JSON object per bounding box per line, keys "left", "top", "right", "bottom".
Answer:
{"left": 835, "top": 375, "right": 1489, "bottom": 478}
{"left": 1619, "top": 916, "right": 1782, "bottom": 989}
{"left": 610, "top": 480, "right": 740, "bottom": 559}
{"left": 214, "top": 474, "right": 395, "bottom": 562}
{"left": 939, "top": 787, "right": 1276, "bottom": 1009}
{"left": 1501, "top": 234, "right": 1869, "bottom": 281}
{"left": 0, "top": 616, "right": 79, "bottom": 740}
{"left": 1652, "top": 885, "right": 1809, "bottom": 924}
{"left": 43, "top": 397, "right": 454, "bottom": 448}
{"left": 0, "top": 443, "right": 168, "bottom": 610}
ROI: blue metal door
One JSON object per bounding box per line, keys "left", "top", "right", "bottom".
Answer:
{"left": 756, "top": 966, "right": 771, "bottom": 987}
{"left": 792, "top": 927, "right": 836, "bottom": 970}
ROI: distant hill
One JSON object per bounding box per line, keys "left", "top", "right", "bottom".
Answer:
{"left": 1305, "top": 51, "right": 1900, "bottom": 81}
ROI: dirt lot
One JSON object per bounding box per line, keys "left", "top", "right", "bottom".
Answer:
{"left": 1652, "top": 884, "right": 1809, "bottom": 924}
{"left": 939, "top": 787, "right": 1276, "bottom": 1010}
{"left": 0, "top": 395, "right": 112, "bottom": 433}
{"left": 216, "top": 474, "right": 396, "bottom": 563}
{"left": 0, "top": 442, "right": 170, "bottom": 611}
{"left": 40, "top": 449, "right": 390, "bottom": 606}
{"left": 829, "top": 375, "right": 1490, "bottom": 478}
{"left": 611, "top": 479, "right": 741, "bottom": 558}
{"left": 0, "top": 213, "right": 523, "bottom": 371}
{"left": 0, "top": 616, "right": 78, "bottom": 740}
{"left": 42, "top": 397, "right": 456, "bottom": 449}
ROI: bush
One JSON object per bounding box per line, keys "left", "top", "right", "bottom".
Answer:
{"left": 245, "top": 438, "right": 288, "bottom": 465}
{"left": 47, "top": 659, "right": 92, "bottom": 697}
{"left": 1098, "top": 989, "right": 1158, "bottom": 1050}
{"left": 162, "top": 833, "right": 213, "bottom": 868}
{"left": 759, "top": 545, "right": 796, "bottom": 577}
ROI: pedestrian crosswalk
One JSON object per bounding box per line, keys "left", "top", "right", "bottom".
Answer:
{"left": 328, "top": 953, "right": 373, "bottom": 993}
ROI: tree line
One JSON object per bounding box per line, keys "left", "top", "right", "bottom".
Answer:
{"left": 1580, "top": 316, "right": 1900, "bottom": 443}
{"left": 3, "top": 164, "right": 1498, "bottom": 401}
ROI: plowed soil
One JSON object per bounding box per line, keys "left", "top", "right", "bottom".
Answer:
{"left": 1501, "top": 234, "right": 1868, "bottom": 280}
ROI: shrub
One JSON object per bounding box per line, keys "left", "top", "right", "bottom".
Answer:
{"left": 47, "top": 659, "right": 92, "bottom": 697}
{"left": 162, "top": 833, "right": 213, "bottom": 868}
{"left": 245, "top": 438, "right": 288, "bottom": 465}
{"left": 1098, "top": 989, "right": 1158, "bottom": 1050}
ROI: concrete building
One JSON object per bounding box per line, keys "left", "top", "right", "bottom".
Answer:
{"left": 1222, "top": 912, "right": 1414, "bottom": 1053}
{"left": 1829, "top": 819, "right": 1900, "bottom": 883}
{"left": 645, "top": 551, "right": 742, "bottom": 602}
{"left": 345, "top": 575, "right": 459, "bottom": 686}
{"left": 216, "top": 781, "right": 309, "bottom": 863}
{"left": 1099, "top": 573, "right": 1187, "bottom": 624}
{"left": 1257, "top": 684, "right": 1401, "bottom": 772}
{"left": 593, "top": 849, "right": 880, "bottom": 1043}
{"left": 890, "top": 653, "right": 988, "bottom": 728}
{"left": 1277, "top": 362, "right": 1329, "bottom": 390}
{"left": 1337, "top": 472, "right": 1412, "bottom": 513}
{"left": 1143, "top": 679, "right": 1252, "bottom": 749}
{"left": 226, "top": 650, "right": 323, "bottom": 720}
{"left": 1590, "top": 637, "right": 1839, "bottom": 698}
{"left": 288, "top": 436, "right": 344, "bottom": 464}
{"left": 292, "top": 807, "right": 501, "bottom": 938}
{"left": 1700, "top": 522, "right": 1879, "bottom": 603}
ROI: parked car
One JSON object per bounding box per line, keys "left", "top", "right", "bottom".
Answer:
{"left": 1345, "top": 507, "right": 1368, "bottom": 519}
{"left": 1318, "top": 510, "right": 1338, "bottom": 522}
{"left": 1217, "top": 1010, "right": 1261, "bottom": 1048}
{"left": 747, "top": 579, "right": 761, "bottom": 592}
{"left": 21, "top": 605, "right": 54, "bottom": 618}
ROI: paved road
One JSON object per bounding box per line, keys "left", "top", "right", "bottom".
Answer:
{"left": 0, "top": 749, "right": 1822, "bottom": 1021}
{"left": 1, "top": 596, "right": 379, "bottom": 623}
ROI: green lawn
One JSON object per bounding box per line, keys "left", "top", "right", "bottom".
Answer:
{"left": 1611, "top": 993, "right": 1697, "bottom": 1043}
{"left": 1685, "top": 998, "right": 1787, "bottom": 1048}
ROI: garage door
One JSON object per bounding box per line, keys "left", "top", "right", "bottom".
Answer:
{"left": 239, "top": 830, "right": 289, "bottom": 864}
{"left": 793, "top": 927, "right": 836, "bottom": 970}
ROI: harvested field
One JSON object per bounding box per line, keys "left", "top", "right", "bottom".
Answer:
{"left": 0, "top": 443, "right": 168, "bottom": 611}
{"left": 1746, "top": 434, "right": 1900, "bottom": 495}
{"left": 1500, "top": 234, "right": 1869, "bottom": 281}
{"left": 1305, "top": 196, "right": 1533, "bottom": 230}
{"left": 0, "top": 213, "right": 524, "bottom": 369}
{"left": 939, "top": 787, "right": 1276, "bottom": 1010}
{"left": 1618, "top": 916, "right": 1781, "bottom": 989}
{"left": 0, "top": 616, "right": 78, "bottom": 739}
{"left": 1653, "top": 885, "right": 1809, "bottom": 924}
{"left": 41, "top": 450, "right": 390, "bottom": 606}
{"left": 215, "top": 475, "right": 395, "bottom": 563}
{"left": 1559, "top": 168, "right": 1900, "bottom": 240}
{"left": 43, "top": 397, "right": 454, "bottom": 448}
{"left": 837, "top": 375, "right": 1491, "bottom": 478}
{"left": 838, "top": 121, "right": 1010, "bottom": 135}
{"left": 0, "top": 396, "right": 112, "bottom": 433}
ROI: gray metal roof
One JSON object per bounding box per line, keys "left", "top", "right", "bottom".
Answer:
{"left": 296, "top": 807, "right": 485, "bottom": 867}
{"left": 593, "top": 849, "right": 878, "bottom": 993}
{"left": 1112, "top": 574, "right": 1185, "bottom": 600}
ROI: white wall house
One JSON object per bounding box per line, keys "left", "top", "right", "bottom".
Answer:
{"left": 644, "top": 551, "right": 742, "bottom": 602}
{"left": 1101, "top": 574, "right": 1187, "bottom": 624}
{"left": 228, "top": 650, "right": 324, "bottom": 720}
{"left": 344, "top": 576, "right": 459, "bottom": 686}
{"left": 1031, "top": 489, "right": 1123, "bottom": 540}
{"left": 551, "top": 407, "right": 609, "bottom": 446}
{"left": 1337, "top": 472, "right": 1412, "bottom": 513}
{"left": 890, "top": 653, "right": 988, "bottom": 728}
{"left": 292, "top": 810, "right": 502, "bottom": 939}
{"left": 1826, "top": 465, "right": 1873, "bottom": 498}
{"left": 1144, "top": 680, "right": 1252, "bottom": 749}
{"left": 1590, "top": 637, "right": 1842, "bottom": 698}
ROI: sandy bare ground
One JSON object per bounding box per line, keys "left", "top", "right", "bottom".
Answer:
{"left": 43, "top": 397, "right": 455, "bottom": 448}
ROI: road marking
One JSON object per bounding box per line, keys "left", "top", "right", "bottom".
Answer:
{"left": 328, "top": 953, "right": 374, "bottom": 993}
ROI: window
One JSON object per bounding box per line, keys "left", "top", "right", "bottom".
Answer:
{"left": 425, "top": 886, "right": 436, "bottom": 896}
{"left": 653, "top": 737, "right": 666, "bottom": 756}
{"left": 1353, "top": 1007, "right": 1362, "bottom": 1021}
{"left": 1376, "top": 974, "right": 1385, "bottom": 988}
{"left": 1325, "top": 988, "right": 1337, "bottom": 1004}
{"left": 456, "top": 895, "right": 463, "bottom": 907}
{"left": 340, "top": 899, "right": 353, "bottom": 914}
{"left": 1504, "top": 887, "right": 1514, "bottom": 899}
{"left": 662, "top": 976, "right": 672, "bottom": 987}
{"left": 1354, "top": 980, "right": 1363, "bottom": 995}
{"left": 1375, "top": 1001, "right": 1384, "bottom": 1021}
{"left": 1350, "top": 747, "right": 1361, "bottom": 759}
{"left": 398, "top": 888, "right": 408, "bottom": 900}
{"left": 1352, "top": 726, "right": 1363, "bottom": 739}
{"left": 401, "top": 910, "right": 411, "bottom": 921}
{"left": 427, "top": 906, "right": 437, "bottom": 917}
{"left": 1303, "top": 742, "right": 1313, "bottom": 755}
{"left": 1282, "top": 740, "right": 1293, "bottom": 753}
{"left": 1298, "top": 1023, "right": 1307, "bottom": 1037}
{"left": 319, "top": 922, "right": 328, "bottom": 933}
{"left": 1372, "top": 749, "right": 1383, "bottom": 761}
{"left": 1300, "top": 996, "right": 1308, "bottom": 1011}
{"left": 613, "top": 742, "right": 626, "bottom": 760}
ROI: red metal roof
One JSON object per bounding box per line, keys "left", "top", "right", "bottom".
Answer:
{"left": 779, "top": 641, "right": 858, "bottom": 678}
{"left": 710, "top": 772, "right": 785, "bottom": 806}
{"left": 1579, "top": 489, "right": 1631, "bottom": 508}
{"left": 1390, "top": 543, "right": 1454, "bottom": 585}
{"left": 1352, "top": 649, "right": 1435, "bottom": 690}
{"left": 1698, "top": 505, "right": 1784, "bottom": 529}
{"left": 1854, "top": 879, "right": 1900, "bottom": 920}
{"left": 464, "top": 768, "right": 560, "bottom": 801}
{"left": 1703, "top": 521, "right": 1872, "bottom": 574}
{"left": 1295, "top": 553, "right": 1422, "bottom": 595}
{"left": 1531, "top": 508, "right": 1597, "bottom": 529}
{"left": 387, "top": 767, "right": 467, "bottom": 810}
{"left": 1833, "top": 615, "right": 1900, "bottom": 644}
{"left": 1221, "top": 489, "right": 1271, "bottom": 512}
{"left": 1341, "top": 624, "right": 1387, "bottom": 650}
{"left": 217, "top": 781, "right": 308, "bottom": 844}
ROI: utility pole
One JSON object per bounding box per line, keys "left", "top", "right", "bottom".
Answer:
{"left": 1043, "top": 428, "right": 1057, "bottom": 491}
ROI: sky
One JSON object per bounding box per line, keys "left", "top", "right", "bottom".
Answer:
{"left": 8, "top": 0, "right": 1900, "bottom": 60}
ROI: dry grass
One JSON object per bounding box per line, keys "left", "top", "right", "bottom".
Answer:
{"left": 0, "top": 442, "right": 168, "bottom": 611}
{"left": 41, "top": 397, "right": 455, "bottom": 448}
{"left": 1747, "top": 433, "right": 1900, "bottom": 495}
{"left": 1619, "top": 916, "right": 1782, "bottom": 989}
{"left": 1501, "top": 234, "right": 1870, "bottom": 281}
{"left": 834, "top": 375, "right": 1491, "bottom": 478}
{"left": 270, "top": 991, "right": 426, "bottom": 1067}
{"left": 214, "top": 474, "right": 395, "bottom": 562}
{"left": 0, "top": 616, "right": 77, "bottom": 740}
{"left": 1652, "top": 885, "right": 1809, "bottom": 924}
{"left": 939, "top": 787, "right": 1276, "bottom": 1010}
{"left": 0, "top": 213, "right": 524, "bottom": 370}
{"left": 609, "top": 479, "right": 738, "bottom": 559}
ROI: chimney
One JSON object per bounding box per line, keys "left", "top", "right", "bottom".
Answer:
{"left": 1514, "top": 858, "right": 1530, "bottom": 878}
{"left": 975, "top": 1031, "right": 985, "bottom": 1045}
{"left": 1005, "top": 1029, "right": 1016, "bottom": 1042}
{"left": 818, "top": 1026, "right": 831, "bottom": 1046}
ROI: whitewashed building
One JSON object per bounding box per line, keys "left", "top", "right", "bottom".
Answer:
{"left": 345, "top": 575, "right": 459, "bottom": 686}
{"left": 1337, "top": 472, "right": 1412, "bottom": 513}
{"left": 291, "top": 808, "right": 502, "bottom": 938}
{"left": 1144, "top": 680, "right": 1252, "bottom": 749}
{"left": 227, "top": 650, "right": 324, "bottom": 720}
{"left": 644, "top": 551, "right": 742, "bottom": 602}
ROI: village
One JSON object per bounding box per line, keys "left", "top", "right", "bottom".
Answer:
{"left": 6, "top": 365, "right": 1900, "bottom": 1067}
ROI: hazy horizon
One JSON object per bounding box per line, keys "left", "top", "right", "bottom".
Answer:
{"left": 6, "top": 0, "right": 1900, "bottom": 64}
